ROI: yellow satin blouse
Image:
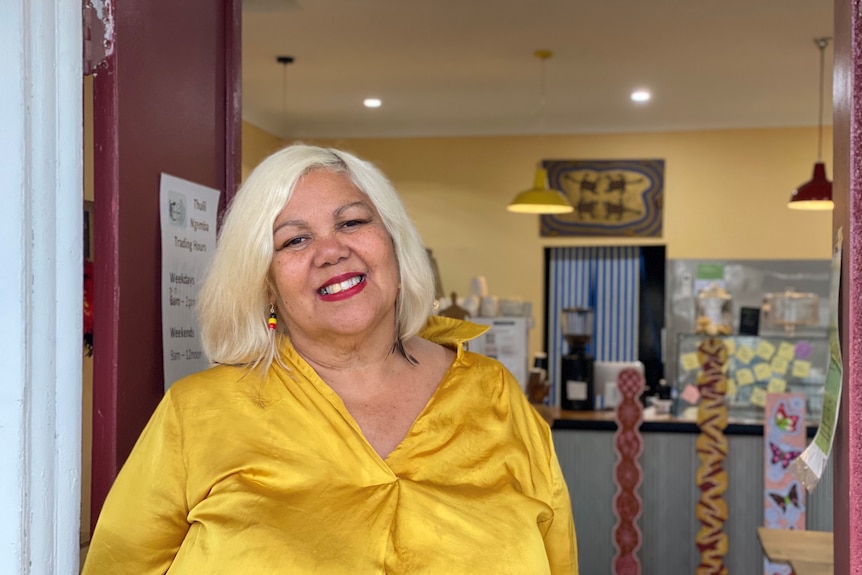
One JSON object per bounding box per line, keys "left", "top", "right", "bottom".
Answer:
{"left": 83, "top": 317, "right": 578, "bottom": 574}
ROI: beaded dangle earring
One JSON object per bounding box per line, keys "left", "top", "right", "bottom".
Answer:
{"left": 268, "top": 304, "right": 278, "bottom": 331}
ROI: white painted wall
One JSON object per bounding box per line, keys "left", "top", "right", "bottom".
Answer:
{"left": 0, "top": 0, "right": 83, "bottom": 573}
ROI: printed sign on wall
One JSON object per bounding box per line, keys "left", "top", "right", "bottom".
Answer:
{"left": 159, "top": 173, "right": 220, "bottom": 391}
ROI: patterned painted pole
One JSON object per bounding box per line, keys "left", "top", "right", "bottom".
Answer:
{"left": 613, "top": 368, "right": 645, "bottom": 575}
{"left": 695, "top": 338, "right": 729, "bottom": 575}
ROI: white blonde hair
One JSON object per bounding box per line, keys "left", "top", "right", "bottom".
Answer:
{"left": 197, "top": 144, "right": 435, "bottom": 371}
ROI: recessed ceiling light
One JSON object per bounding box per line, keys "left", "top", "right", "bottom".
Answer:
{"left": 631, "top": 90, "right": 651, "bottom": 103}
{"left": 364, "top": 98, "right": 382, "bottom": 108}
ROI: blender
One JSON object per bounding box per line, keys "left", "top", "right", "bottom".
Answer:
{"left": 559, "top": 307, "right": 595, "bottom": 411}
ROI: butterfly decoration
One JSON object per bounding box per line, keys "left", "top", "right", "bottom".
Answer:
{"left": 766, "top": 563, "right": 794, "bottom": 575}
{"left": 768, "top": 483, "right": 800, "bottom": 512}
{"left": 774, "top": 402, "right": 800, "bottom": 433}
{"left": 769, "top": 441, "right": 802, "bottom": 469}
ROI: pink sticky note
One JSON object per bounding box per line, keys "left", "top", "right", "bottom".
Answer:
{"left": 681, "top": 384, "right": 701, "bottom": 404}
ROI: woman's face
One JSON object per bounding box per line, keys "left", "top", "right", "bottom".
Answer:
{"left": 270, "top": 169, "right": 400, "bottom": 344}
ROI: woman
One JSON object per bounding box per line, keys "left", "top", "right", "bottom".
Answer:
{"left": 83, "top": 145, "right": 578, "bottom": 574}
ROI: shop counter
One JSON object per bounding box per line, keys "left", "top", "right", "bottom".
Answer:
{"left": 545, "top": 406, "right": 833, "bottom": 574}
{"left": 548, "top": 407, "right": 818, "bottom": 436}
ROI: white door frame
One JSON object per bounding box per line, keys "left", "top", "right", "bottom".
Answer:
{"left": 0, "top": 0, "right": 83, "bottom": 573}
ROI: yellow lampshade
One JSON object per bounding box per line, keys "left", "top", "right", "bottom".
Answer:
{"left": 507, "top": 167, "right": 574, "bottom": 214}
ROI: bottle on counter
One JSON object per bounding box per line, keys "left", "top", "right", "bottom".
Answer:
{"left": 527, "top": 352, "right": 550, "bottom": 404}
{"left": 533, "top": 352, "right": 548, "bottom": 372}
{"left": 657, "top": 378, "right": 671, "bottom": 400}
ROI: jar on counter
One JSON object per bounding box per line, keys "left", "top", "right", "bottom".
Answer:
{"left": 695, "top": 282, "right": 733, "bottom": 335}
{"left": 764, "top": 287, "right": 819, "bottom": 335}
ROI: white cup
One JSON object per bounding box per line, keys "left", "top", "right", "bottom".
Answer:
{"left": 470, "top": 276, "right": 489, "bottom": 297}
{"left": 480, "top": 296, "right": 499, "bottom": 317}
{"left": 459, "top": 295, "right": 480, "bottom": 317}
{"left": 604, "top": 381, "right": 619, "bottom": 409}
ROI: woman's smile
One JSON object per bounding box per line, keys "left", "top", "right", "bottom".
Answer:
{"left": 318, "top": 273, "right": 367, "bottom": 300}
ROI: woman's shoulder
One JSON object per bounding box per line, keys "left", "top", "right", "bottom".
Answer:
{"left": 444, "top": 345, "right": 536, "bottom": 409}
{"left": 446, "top": 347, "right": 552, "bottom": 434}
{"left": 164, "top": 363, "right": 268, "bottom": 410}
{"left": 419, "top": 316, "right": 489, "bottom": 349}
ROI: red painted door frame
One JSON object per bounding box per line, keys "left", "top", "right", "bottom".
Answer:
{"left": 832, "top": 0, "right": 862, "bottom": 571}
{"left": 90, "top": 0, "right": 240, "bottom": 531}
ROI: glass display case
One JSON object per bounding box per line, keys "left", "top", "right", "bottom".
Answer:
{"left": 673, "top": 333, "right": 828, "bottom": 423}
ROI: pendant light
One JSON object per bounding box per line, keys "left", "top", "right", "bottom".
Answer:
{"left": 788, "top": 38, "right": 833, "bottom": 210}
{"left": 276, "top": 55, "right": 294, "bottom": 137}
{"left": 507, "top": 50, "right": 574, "bottom": 214}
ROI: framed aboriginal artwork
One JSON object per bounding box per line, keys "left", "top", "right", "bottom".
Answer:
{"left": 540, "top": 159, "right": 664, "bottom": 238}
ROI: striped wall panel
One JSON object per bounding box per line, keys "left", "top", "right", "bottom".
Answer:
{"left": 547, "top": 246, "right": 641, "bottom": 406}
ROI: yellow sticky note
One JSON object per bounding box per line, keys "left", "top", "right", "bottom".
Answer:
{"left": 726, "top": 378, "right": 737, "bottom": 397}
{"left": 724, "top": 339, "right": 736, "bottom": 355}
{"left": 756, "top": 340, "right": 776, "bottom": 361}
{"left": 770, "top": 356, "right": 790, "bottom": 376}
{"left": 792, "top": 360, "right": 812, "bottom": 378}
{"left": 736, "top": 368, "right": 755, "bottom": 386}
{"left": 777, "top": 341, "right": 796, "bottom": 361}
{"left": 681, "top": 352, "right": 700, "bottom": 372}
{"left": 767, "top": 378, "right": 787, "bottom": 393}
{"left": 735, "top": 345, "right": 755, "bottom": 364}
{"left": 754, "top": 362, "right": 772, "bottom": 381}
{"left": 750, "top": 387, "right": 767, "bottom": 407}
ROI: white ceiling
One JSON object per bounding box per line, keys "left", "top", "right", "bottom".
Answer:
{"left": 241, "top": 0, "right": 834, "bottom": 140}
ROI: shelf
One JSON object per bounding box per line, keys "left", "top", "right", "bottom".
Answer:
{"left": 758, "top": 528, "right": 833, "bottom": 575}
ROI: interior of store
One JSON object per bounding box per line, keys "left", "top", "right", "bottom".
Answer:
{"left": 80, "top": 1, "right": 843, "bottom": 572}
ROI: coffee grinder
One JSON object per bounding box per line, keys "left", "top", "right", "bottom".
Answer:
{"left": 559, "top": 307, "right": 595, "bottom": 411}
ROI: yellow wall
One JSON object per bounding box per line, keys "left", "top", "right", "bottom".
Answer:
{"left": 243, "top": 122, "right": 834, "bottom": 359}
{"left": 242, "top": 121, "right": 283, "bottom": 182}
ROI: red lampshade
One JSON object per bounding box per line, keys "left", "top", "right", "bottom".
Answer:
{"left": 788, "top": 162, "right": 833, "bottom": 210}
